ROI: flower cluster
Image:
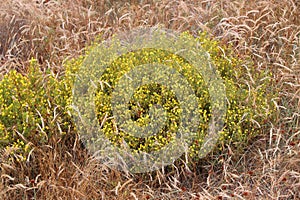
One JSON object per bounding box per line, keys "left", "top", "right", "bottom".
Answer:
{"left": 0, "top": 32, "right": 275, "bottom": 162}
{"left": 66, "top": 32, "right": 275, "bottom": 160}
{"left": 0, "top": 58, "right": 74, "bottom": 160}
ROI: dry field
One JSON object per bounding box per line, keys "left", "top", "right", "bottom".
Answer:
{"left": 0, "top": 0, "right": 299, "bottom": 199}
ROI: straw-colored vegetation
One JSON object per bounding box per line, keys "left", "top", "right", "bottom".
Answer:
{"left": 0, "top": 0, "right": 299, "bottom": 199}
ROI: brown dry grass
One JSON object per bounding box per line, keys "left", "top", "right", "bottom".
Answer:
{"left": 0, "top": 0, "right": 299, "bottom": 199}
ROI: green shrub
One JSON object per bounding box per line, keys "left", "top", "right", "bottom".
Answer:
{"left": 0, "top": 32, "right": 275, "bottom": 163}
{"left": 0, "top": 59, "right": 73, "bottom": 160}
{"left": 67, "top": 31, "right": 275, "bottom": 160}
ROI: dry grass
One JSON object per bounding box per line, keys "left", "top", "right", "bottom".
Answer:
{"left": 0, "top": 0, "right": 299, "bottom": 199}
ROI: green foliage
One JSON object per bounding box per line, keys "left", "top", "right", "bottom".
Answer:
{"left": 67, "top": 32, "right": 275, "bottom": 160}
{"left": 0, "top": 58, "right": 73, "bottom": 160}
{"left": 0, "top": 32, "right": 275, "bottom": 162}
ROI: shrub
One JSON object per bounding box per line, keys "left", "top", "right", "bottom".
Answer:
{"left": 67, "top": 31, "right": 276, "bottom": 162}
{"left": 0, "top": 32, "right": 275, "bottom": 163}
{"left": 0, "top": 59, "right": 74, "bottom": 160}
